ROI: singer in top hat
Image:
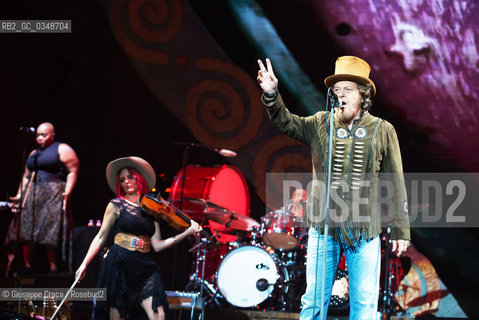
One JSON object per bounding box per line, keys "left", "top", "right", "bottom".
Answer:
{"left": 256, "top": 56, "right": 410, "bottom": 319}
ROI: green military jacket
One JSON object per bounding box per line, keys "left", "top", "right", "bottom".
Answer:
{"left": 265, "top": 94, "right": 410, "bottom": 247}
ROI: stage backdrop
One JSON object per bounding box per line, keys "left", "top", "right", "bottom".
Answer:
{"left": 101, "top": 0, "right": 312, "bottom": 211}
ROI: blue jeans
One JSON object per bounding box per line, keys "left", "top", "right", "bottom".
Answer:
{"left": 299, "top": 228, "right": 380, "bottom": 320}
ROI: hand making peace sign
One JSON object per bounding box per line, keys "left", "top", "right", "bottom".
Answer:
{"left": 257, "top": 58, "right": 279, "bottom": 93}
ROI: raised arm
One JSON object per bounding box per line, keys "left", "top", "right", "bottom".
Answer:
{"left": 257, "top": 58, "right": 319, "bottom": 145}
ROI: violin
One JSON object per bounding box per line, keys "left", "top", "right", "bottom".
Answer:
{"left": 140, "top": 193, "right": 214, "bottom": 242}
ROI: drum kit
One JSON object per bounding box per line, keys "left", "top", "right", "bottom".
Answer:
{"left": 168, "top": 165, "right": 308, "bottom": 311}
{"left": 184, "top": 202, "right": 306, "bottom": 311}
{"left": 169, "top": 164, "right": 406, "bottom": 314}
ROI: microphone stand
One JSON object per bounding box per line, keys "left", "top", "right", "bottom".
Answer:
{"left": 176, "top": 144, "right": 208, "bottom": 320}
{"left": 381, "top": 225, "right": 395, "bottom": 320}
{"left": 170, "top": 144, "right": 190, "bottom": 289}
{"left": 174, "top": 142, "right": 236, "bottom": 158}
{"left": 9, "top": 131, "right": 33, "bottom": 277}
{"left": 315, "top": 88, "right": 337, "bottom": 320}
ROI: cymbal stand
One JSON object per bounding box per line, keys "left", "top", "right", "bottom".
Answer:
{"left": 187, "top": 237, "right": 221, "bottom": 316}
{"left": 276, "top": 261, "right": 290, "bottom": 311}
{"left": 249, "top": 224, "right": 262, "bottom": 247}
{"left": 185, "top": 237, "right": 204, "bottom": 320}
{"left": 197, "top": 237, "right": 207, "bottom": 320}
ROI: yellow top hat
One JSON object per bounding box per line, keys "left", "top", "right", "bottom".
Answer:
{"left": 324, "top": 56, "right": 376, "bottom": 96}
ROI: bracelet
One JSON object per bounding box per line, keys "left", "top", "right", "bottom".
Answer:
{"left": 262, "top": 89, "right": 278, "bottom": 104}
{"left": 264, "top": 89, "right": 278, "bottom": 98}
{"left": 172, "top": 235, "right": 177, "bottom": 243}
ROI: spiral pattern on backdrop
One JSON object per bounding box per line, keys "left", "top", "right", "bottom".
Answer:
{"left": 185, "top": 58, "right": 264, "bottom": 150}
{"left": 253, "top": 135, "right": 312, "bottom": 209}
{"left": 109, "top": 0, "right": 184, "bottom": 64}
{"left": 128, "top": 0, "right": 183, "bottom": 42}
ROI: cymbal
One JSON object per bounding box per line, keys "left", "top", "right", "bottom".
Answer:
{"left": 211, "top": 226, "right": 253, "bottom": 237}
{"left": 204, "top": 208, "right": 259, "bottom": 231}
{"left": 184, "top": 197, "right": 259, "bottom": 231}
{"left": 184, "top": 198, "right": 231, "bottom": 211}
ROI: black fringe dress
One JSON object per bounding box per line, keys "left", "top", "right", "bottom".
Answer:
{"left": 94, "top": 198, "right": 168, "bottom": 320}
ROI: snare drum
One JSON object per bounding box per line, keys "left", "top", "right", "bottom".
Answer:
{"left": 216, "top": 246, "right": 281, "bottom": 307}
{"left": 262, "top": 210, "right": 299, "bottom": 251}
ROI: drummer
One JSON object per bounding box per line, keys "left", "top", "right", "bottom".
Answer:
{"left": 262, "top": 188, "right": 309, "bottom": 252}
{"left": 289, "top": 188, "right": 308, "bottom": 220}
{"left": 263, "top": 188, "right": 309, "bottom": 225}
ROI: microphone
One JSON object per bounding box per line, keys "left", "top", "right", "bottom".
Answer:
{"left": 284, "top": 199, "right": 295, "bottom": 213}
{"left": 20, "top": 126, "right": 35, "bottom": 133}
{"left": 328, "top": 88, "right": 342, "bottom": 109}
{"left": 214, "top": 147, "right": 237, "bottom": 158}
{"left": 174, "top": 142, "right": 237, "bottom": 158}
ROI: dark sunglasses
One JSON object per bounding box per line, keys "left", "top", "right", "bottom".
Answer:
{"left": 119, "top": 175, "right": 136, "bottom": 183}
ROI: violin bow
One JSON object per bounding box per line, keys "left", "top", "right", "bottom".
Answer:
{"left": 50, "top": 276, "right": 79, "bottom": 319}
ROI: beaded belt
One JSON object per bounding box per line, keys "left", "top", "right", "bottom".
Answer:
{"left": 114, "top": 233, "right": 151, "bottom": 253}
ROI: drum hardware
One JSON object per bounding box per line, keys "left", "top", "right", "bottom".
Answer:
{"left": 275, "top": 250, "right": 300, "bottom": 267}
{"left": 186, "top": 236, "right": 224, "bottom": 309}
{"left": 249, "top": 225, "right": 264, "bottom": 247}
{"left": 185, "top": 278, "right": 223, "bottom": 308}
{"left": 379, "top": 226, "right": 408, "bottom": 318}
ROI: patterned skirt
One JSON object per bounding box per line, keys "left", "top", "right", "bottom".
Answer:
{"left": 5, "top": 181, "right": 71, "bottom": 264}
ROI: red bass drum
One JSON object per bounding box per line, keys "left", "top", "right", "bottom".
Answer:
{"left": 168, "top": 165, "right": 251, "bottom": 222}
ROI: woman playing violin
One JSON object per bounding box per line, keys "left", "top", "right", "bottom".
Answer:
{"left": 75, "top": 156, "right": 201, "bottom": 320}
